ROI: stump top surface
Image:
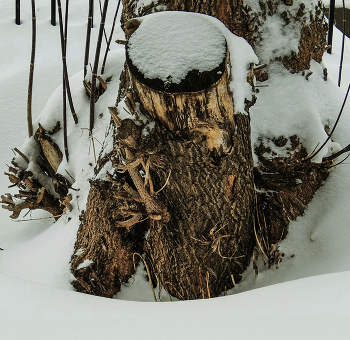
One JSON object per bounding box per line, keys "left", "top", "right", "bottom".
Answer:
{"left": 127, "top": 11, "right": 227, "bottom": 86}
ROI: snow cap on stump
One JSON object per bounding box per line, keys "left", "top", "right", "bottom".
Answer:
{"left": 127, "top": 11, "right": 228, "bottom": 93}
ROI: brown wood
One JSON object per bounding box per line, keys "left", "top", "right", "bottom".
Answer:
{"left": 1, "top": 124, "right": 71, "bottom": 220}
{"left": 71, "top": 180, "right": 148, "bottom": 298}
{"left": 71, "top": 12, "right": 257, "bottom": 299}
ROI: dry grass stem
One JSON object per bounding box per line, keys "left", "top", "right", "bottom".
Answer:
{"left": 155, "top": 170, "right": 171, "bottom": 195}
{"left": 14, "top": 148, "right": 29, "bottom": 163}
{"left": 133, "top": 252, "right": 157, "bottom": 302}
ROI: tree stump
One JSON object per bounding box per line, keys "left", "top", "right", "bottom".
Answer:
{"left": 71, "top": 11, "right": 257, "bottom": 300}
{"left": 126, "top": 13, "right": 256, "bottom": 299}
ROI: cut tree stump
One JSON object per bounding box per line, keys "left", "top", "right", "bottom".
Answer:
{"left": 71, "top": 12, "right": 257, "bottom": 300}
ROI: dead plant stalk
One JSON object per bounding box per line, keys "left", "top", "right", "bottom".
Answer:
{"left": 338, "top": 0, "right": 346, "bottom": 87}
{"left": 27, "top": 0, "right": 36, "bottom": 138}
{"left": 101, "top": 0, "right": 122, "bottom": 75}
{"left": 90, "top": 0, "right": 109, "bottom": 132}
{"left": 63, "top": 0, "right": 69, "bottom": 161}
{"left": 57, "top": 0, "right": 78, "bottom": 124}
{"left": 84, "top": 0, "right": 94, "bottom": 78}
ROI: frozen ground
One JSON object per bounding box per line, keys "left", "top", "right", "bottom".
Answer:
{"left": 0, "top": 1, "right": 350, "bottom": 339}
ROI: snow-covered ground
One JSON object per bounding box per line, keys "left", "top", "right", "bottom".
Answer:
{"left": 1, "top": 1, "right": 350, "bottom": 339}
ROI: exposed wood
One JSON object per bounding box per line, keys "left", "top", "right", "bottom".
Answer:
{"left": 35, "top": 124, "right": 63, "bottom": 174}
{"left": 127, "top": 52, "right": 235, "bottom": 159}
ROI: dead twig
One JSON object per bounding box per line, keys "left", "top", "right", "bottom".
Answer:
{"left": 13, "top": 214, "right": 64, "bottom": 222}
{"left": 84, "top": 0, "right": 94, "bottom": 78}
{"left": 101, "top": 0, "right": 122, "bottom": 75}
{"left": 90, "top": 0, "right": 109, "bottom": 131}
{"left": 154, "top": 170, "right": 171, "bottom": 195}
{"left": 27, "top": 0, "right": 36, "bottom": 137}
{"left": 13, "top": 148, "right": 29, "bottom": 163}
{"left": 57, "top": 0, "right": 78, "bottom": 124}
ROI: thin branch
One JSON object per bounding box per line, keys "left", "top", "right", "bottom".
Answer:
{"left": 14, "top": 148, "right": 29, "bottom": 163}
{"left": 51, "top": 0, "right": 56, "bottom": 26}
{"left": 338, "top": 0, "right": 346, "bottom": 87}
{"left": 84, "top": 0, "right": 94, "bottom": 78}
{"left": 16, "top": 0, "right": 20, "bottom": 25}
{"left": 63, "top": 0, "right": 69, "bottom": 161}
{"left": 305, "top": 83, "right": 350, "bottom": 162}
{"left": 13, "top": 214, "right": 64, "bottom": 222}
{"left": 328, "top": 154, "right": 350, "bottom": 168}
{"left": 90, "top": 0, "right": 109, "bottom": 132}
{"left": 327, "top": 0, "right": 336, "bottom": 54}
{"left": 323, "top": 143, "right": 350, "bottom": 163}
{"left": 98, "top": 0, "right": 109, "bottom": 45}
{"left": 57, "top": 0, "right": 78, "bottom": 124}
{"left": 101, "top": 0, "right": 121, "bottom": 75}
{"left": 27, "top": 0, "right": 36, "bottom": 137}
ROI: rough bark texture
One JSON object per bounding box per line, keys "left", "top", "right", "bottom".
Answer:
{"left": 71, "top": 180, "right": 148, "bottom": 298}
{"left": 254, "top": 136, "right": 329, "bottom": 246}
{"left": 143, "top": 114, "right": 255, "bottom": 299}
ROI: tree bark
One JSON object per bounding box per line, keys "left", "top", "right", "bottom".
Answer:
{"left": 70, "top": 6, "right": 262, "bottom": 299}
{"left": 66, "top": 0, "right": 332, "bottom": 300}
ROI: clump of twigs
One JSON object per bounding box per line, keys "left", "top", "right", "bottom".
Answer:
{"left": 1, "top": 149, "right": 65, "bottom": 219}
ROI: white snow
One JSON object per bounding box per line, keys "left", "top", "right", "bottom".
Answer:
{"left": 1, "top": 2, "right": 350, "bottom": 339}
{"left": 76, "top": 259, "right": 93, "bottom": 270}
{"left": 129, "top": 11, "right": 258, "bottom": 113}
{"left": 1, "top": 270, "right": 350, "bottom": 340}
{"left": 256, "top": 14, "right": 301, "bottom": 63}
{"left": 135, "top": 0, "right": 160, "bottom": 14}
{"left": 128, "top": 12, "right": 227, "bottom": 84}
